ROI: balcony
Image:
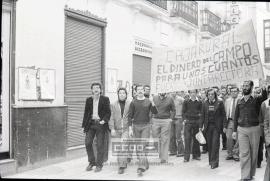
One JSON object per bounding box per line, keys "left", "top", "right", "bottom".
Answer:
{"left": 169, "top": 1, "right": 198, "bottom": 26}
{"left": 221, "top": 20, "right": 231, "bottom": 33}
{"left": 146, "top": 0, "right": 167, "bottom": 10}
{"left": 200, "top": 9, "right": 221, "bottom": 37}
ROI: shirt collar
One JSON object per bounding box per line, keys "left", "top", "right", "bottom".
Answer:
{"left": 242, "top": 95, "right": 252, "bottom": 102}
{"left": 190, "top": 97, "right": 199, "bottom": 101}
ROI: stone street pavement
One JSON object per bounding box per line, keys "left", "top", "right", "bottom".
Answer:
{"left": 4, "top": 149, "right": 266, "bottom": 181}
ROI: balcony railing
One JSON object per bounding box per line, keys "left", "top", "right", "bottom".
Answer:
{"left": 200, "top": 9, "right": 221, "bottom": 36}
{"left": 221, "top": 21, "right": 231, "bottom": 33}
{"left": 146, "top": 0, "right": 167, "bottom": 10}
{"left": 170, "top": 1, "right": 198, "bottom": 26}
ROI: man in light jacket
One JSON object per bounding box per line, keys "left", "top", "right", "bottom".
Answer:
{"left": 224, "top": 87, "right": 240, "bottom": 161}
{"left": 109, "top": 87, "right": 131, "bottom": 174}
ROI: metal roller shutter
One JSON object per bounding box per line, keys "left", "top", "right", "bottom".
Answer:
{"left": 64, "top": 16, "right": 102, "bottom": 147}
{"left": 133, "top": 55, "right": 151, "bottom": 86}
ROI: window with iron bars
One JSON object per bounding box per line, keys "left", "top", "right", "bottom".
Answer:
{"left": 265, "top": 20, "right": 270, "bottom": 63}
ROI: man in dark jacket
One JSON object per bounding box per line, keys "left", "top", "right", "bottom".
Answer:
{"left": 232, "top": 80, "right": 267, "bottom": 180}
{"left": 82, "top": 82, "right": 111, "bottom": 172}
{"left": 200, "top": 88, "right": 226, "bottom": 169}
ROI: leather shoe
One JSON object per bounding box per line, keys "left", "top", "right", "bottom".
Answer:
{"left": 118, "top": 167, "right": 125, "bottom": 174}
{"left": 184, "top": 159, "right": 189, "bottom": 162}
{"left": 211, "top": 165, "right": 218, "bottom": 169}
{"left": 169, "top": 152, "right": 177, "bottom": 156}
{"left": 222, "top": 147, "right": 227, "bottom": 150}
{"left": 94, "top": 166, "right": 102, "bottom": 172}
{"left": 176, "top": 154, "right": 184, "bottom": 157}
{"left": 160, "top": 159, "right": 167, "bottom": 164}
{"left": 137, "top": 168, "right": 144, "bottom": 176}
{"left": 86, "top": 164, "right": 95, "bottom": 171}
{"left": 234, "top": 157, "right": 240, "bottom": 161}
{"left": 193, "top": 157, "right": 201, "bottom": 161}
{"left": 201, "top": 150, "right": 207, "bottom": 154}
{"left": 226, "top": 156, "right": 234, "bottom": 160}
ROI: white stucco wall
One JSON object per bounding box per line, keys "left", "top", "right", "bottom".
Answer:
{"left": 15, "top": 0, "right": 197, "bottom": 105}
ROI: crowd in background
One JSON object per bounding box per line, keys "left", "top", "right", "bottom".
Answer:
{"left": 82, "top": 81, "right": 270, "bottom": 181}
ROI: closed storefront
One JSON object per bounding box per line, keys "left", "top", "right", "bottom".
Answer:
{"left": 132, "top": 55, "right": 151, "bottom": 86}
{"left": 64, "top": 9, "right": 106, "bottom": 147}
{"left": 132, "top": 38, "right": 152, "bottom": 87}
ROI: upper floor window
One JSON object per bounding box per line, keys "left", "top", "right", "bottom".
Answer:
{"left": 264, "top": 20, "right": 270, "bottom": 63}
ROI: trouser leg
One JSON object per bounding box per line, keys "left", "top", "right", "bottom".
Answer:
{"left": 206, "top": 125, "right": 214, "bottom": 165}
{"left": 85, "top": 127, "right": 97, "bottom": 165}
{"left": 176, "top": 118, "right": 184, "bottom": 155}
{"left": 249, "top": 126, "right": 261, "bottom": 177}
{"left": 184, "top": 124, "right": 192, "bottom": 161}
{"left": 264, "top": 147, "right": 270, "bottom": 181}
{"left": 169, "top": 120, "right": 177, "bottom": 154}
{"left": 191, "top": 123, "right": 201, "bottom": 158}
{"left": 211, "top": 127, "right": 220, "bottom": 166}
{"left": 238, "top": 127, "right": 252, "bottom": 179}
{"left": 160, "top": 119, "right": 172, "bottom": 161}
{"left": 95, "top": 126, "right": 105, "bottom": 167}
{"left": 257, "top": 136, "right": 264, "bottom": 166}
{"left": 221, "top": 132, "right": 227, "bottom": 149}
{"left": 152, "top": 120, "right": 162, "bottom": 159}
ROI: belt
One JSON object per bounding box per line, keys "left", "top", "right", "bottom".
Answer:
{"left": 92, "top": 119, "right": 100, "bottom": 124}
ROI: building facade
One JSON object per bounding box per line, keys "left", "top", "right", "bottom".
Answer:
{"left": 2, "top": 0, "right": 269, "bottom": 176}
{"left": 1, "top": 0, "right": 199, "bottom": 175}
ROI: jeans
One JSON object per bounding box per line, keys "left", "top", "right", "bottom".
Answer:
{"left": 169, "top": 118, "right": 184, "bottom": 155}
{"left": 85, "top": 124, "right": 105, "bottom": 167}
{"left": 133, "top": 124, "right": 151, "bottom": 170}
{"left": 184, "top": 122, "right": 201, "bottom": 160}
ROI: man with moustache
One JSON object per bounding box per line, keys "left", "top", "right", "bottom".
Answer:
{"left": 233, "top": 80, "right": 267, "bottom": 181}
{"left": 152, "top": 92, "right": 176, "bottom": 163}
{"left": 259, "top": 85, "right": 270, "bottom": 181}
{"left": 82, "top": 82, "right": 111, "bottom": 172}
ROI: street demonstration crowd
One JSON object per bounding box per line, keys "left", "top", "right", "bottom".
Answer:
{"left": 81, "top": 81, "right": 270, "bottom": 181}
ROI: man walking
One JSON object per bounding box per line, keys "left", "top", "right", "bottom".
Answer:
{"left": 224, "top": 87, "right": 240, "bottom": 161}
{"left": 109, "top": 87, "right": 131, "bottom": 174}
{"left": 260, "top": 85, "right": 270, "bottom": 181}
{"left": 82, "top": 82, "right": 111, "bottom": 172}
{"left": 152, "top": 92, "right": 176, "bottom": 163}
{"left": 182, "top": 89, "right": 202, "bottom": 162}
{"left": 200, "top": 88, "right": 226, "bottom": 169}
{"left": 219, "top": 86, "right": 229, "bottom": 150}
{"left": 128, "top": 85, "right": 157, "bottom": 176}
{"left": 169, "top": 91, "right": 185, "bottom": 157}
{"left": 233, "top": 80, "right": 267, "bottom": 180}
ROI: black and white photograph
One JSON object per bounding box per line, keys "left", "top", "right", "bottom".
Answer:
{"left": 1, "top": 0, "right": 270, "bottom": 180}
